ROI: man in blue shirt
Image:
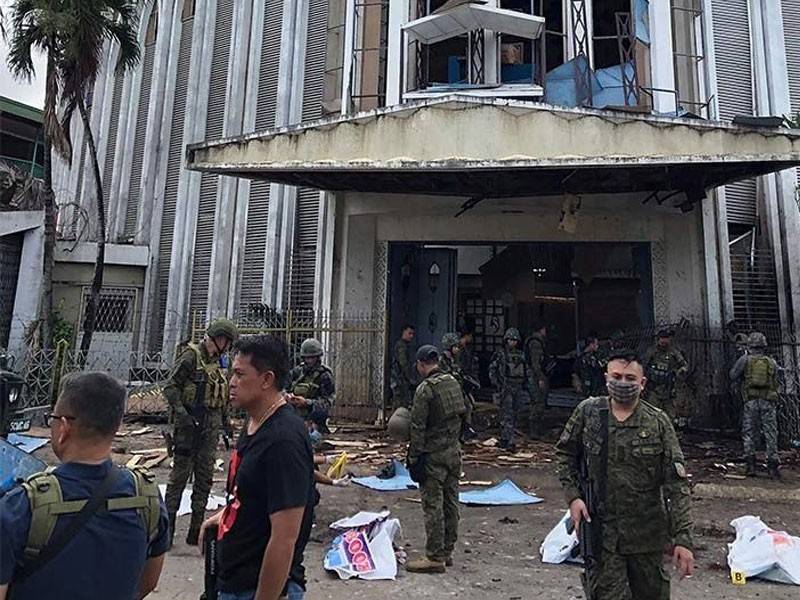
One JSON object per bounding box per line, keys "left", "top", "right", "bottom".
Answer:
{"left": 0, "top": 371, "right": 170, "bottom": 600}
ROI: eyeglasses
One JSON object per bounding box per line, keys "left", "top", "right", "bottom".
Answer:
{"left": 44, "top": 413, "right": 77, "bottom": 427}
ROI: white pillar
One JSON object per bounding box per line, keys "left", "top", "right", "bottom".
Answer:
{"left": 386, "top": 0, "right": 409, "bottom": 106}
{"left": 648, "top": 0, "right": 677, "bottom": 113}
{"left": 700, "top": 195, "right": 723, "bottom": 329}
{"left": 7, "top": 219, "right": 44, "bottom": 361}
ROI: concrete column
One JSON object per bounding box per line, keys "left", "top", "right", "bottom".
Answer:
{"left": 162, "top": 0, "right": 218, "bottom": 356}
{"left": 314, "top": 192, "right": 337, "bottom": 313}
{"left": 648, "top": 0, "right": 677, "bottom": 113}
{"left": 700, "top": 195, "right": 724, "bottom": 329}
{"left": 341, "top": 0, "right": 356, "bottom": 113}
{"left": 6, "top": 215, "right": 45, "bottom": 361}
{"left": 386, "top": 0, "right": 409, "bottom": 105}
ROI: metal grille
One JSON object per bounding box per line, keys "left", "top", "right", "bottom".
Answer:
{"left": 729, "top": 233, "right": 782, "bottom": 327}
{"left": 124, "top": 41, "right": 156, "bottom": 239}
{"left": 0, "top": 234, "right": 23, "bottom": 348}
{"left": 615, "top": 11, "right": 639, "bottom": 106}
{"left": 192, "top": 0, "right": 235, "bottom": 313}
{"left": 783, "top": 0, "right": 800, "bottom": 189}
{"left": 239, "top": 0, "right": 283, "bottom": 307}
{"left": 570, "top": 0, "right": 593, "bottom": 106}
{"left": 102, "top": 73, "right": 125, "bottom": 219}
{"left": 153, "top": 16, "right": 194, "bottom": 351}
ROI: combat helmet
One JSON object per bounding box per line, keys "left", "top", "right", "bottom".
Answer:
{"left": 441, "top": 332, "right": 460, "bottom": 350}
{"left": 300, "top": 338, "right": 324, "bottom": 358}
{"left": 504, "top": 327, "right": 521, "bottom": 341}
{"left": 748, "top": 331, "right": 768, "bottom": 349}
{"left": 206, "top": 318, "right": 239, "bottom": 342}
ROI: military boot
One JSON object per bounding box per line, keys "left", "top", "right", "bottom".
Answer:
{"left": 186, "top": 513, "right": 204, "bottom": 546}
{"left": 745, "top": 457, "right": 757, "bottom": 477}
{"left": 768, "top": 459, "right": 781, "bottom": 480}
{"left": 167, "top": 513, "right": 177, "bottom": 548}
{"left": 406, "top": 557, "right": 446, "bottom": 574}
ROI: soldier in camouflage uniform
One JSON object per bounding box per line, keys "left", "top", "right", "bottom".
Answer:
{"left": 729, "top": 332, "right": 782, "bottom": 479}
{"left": 458, "top": 330, "right": 480, "bottom": 381}
{"left": 575, "top": 335, "right": 606, "bottom": 399}
{"left": 555, "top": 351, "right": 695, "bottom": 599}
{"left": 390, "top": 325, "right": 417, "bottom": 410}
{"left": 440, "top": 332, "right": 477, "bottom": 440}
{"left": 287, "top": 338, "right": 336, "bottom": 445}
{"left": 642, "top": 329, "right": 688, "bottom": 420}
{"left": 406, "top": 345, "right": 466, "bottom": 574}
{"left": 164, "top": 318, "right": 238, "bottom": 546}
{"left": 489, "top": 328, "right": 534, "bottom": 451}
{"left": 524, "top": 324, "right": 549, "bottom": 436}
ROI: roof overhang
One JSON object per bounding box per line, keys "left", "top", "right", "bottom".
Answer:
{"left": 186, "top": 96, "right": 800, "bottom": 205}
{"left": 402, "top": 1, "right": 545, "bottom": 44}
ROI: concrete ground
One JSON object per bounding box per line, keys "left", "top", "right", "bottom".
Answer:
{"left": 141, "top": 429, "right": 800, "bottom": 600}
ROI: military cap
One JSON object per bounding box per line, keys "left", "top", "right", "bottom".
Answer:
{"left": 416, "top": 345, "right": 440, "bottom": 363}
{"left": 748, "top": 331, "right": 768, "bottom": 349}
{"left": 504, "top": 327, "right": 521, "bottom": 341}
{"left": 441, "top": 332, "right": 460, "bottom": 350}
{"left": 300, "top": 338, "right": 324, "bottom": 357}
{"left": 206, "top": 318, "right": 239, "bottom": 341}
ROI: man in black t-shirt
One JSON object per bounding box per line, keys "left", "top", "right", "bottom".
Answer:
{"left": 199, "top": 335, "right": 315, "bottom": 600}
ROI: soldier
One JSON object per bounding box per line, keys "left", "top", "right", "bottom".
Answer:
{"left": 555, "top": 351, "right": 694, "bottom": 600}
{"left": 524, "top": 324, "right": 549, "bottom": 437}
{"left": 286, "top": 338, "right": 336, "bottom": 446}
{"left": 729, "top": 332, "right": 782, "bottom": 479}
{"left": 390, "top": 325, "right": 417, "bottom": 410}
{"left": 489, "top": 328, "right": 534, "bottom": 452}
{"left": 458, "top": 330, "right": 480, "bottom": 382}
{"left": 406, "top": 345, "right": 466, "bottom": 574}
{"left": 575, "top": 335, "right": 606, "bottom": 399}
{"left": 440, "top": 332, "right": 477, "bottom": 440}
{"left": 642, "top": 329, "right": 688, "bottom": 420}
{"left": 164, "top": 318, "right": 238, "bottom": 546}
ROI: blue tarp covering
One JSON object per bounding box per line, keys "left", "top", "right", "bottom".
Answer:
{"left": 0, "top": 436, "right": 47, "bottom": 494}
{"left": 8, "top": 433, "right": 49, "bottom": 454}
{"left": 352, "top": 459, "right": 419, "bottom": 492}
{"left": 634, "top": 0, "right": 650, "bottom": 45}
{"left": 544, "top": 56, "right": 637, "bottom": 109}
{"left": 459, "top": 479, "right": 543, "bottom": 506}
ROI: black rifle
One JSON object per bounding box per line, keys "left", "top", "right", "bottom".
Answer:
{"left": 577, "top": 402, "right": 609, "bottom": 600}
{"left": 200, "top": 524, "right": 219, "bottom": 600}
{"left": 189, "top": 375, "right": 208, "bottom": 453}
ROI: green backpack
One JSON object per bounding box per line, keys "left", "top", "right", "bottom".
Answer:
{"left": 21, "top": 466, "right": 161, "bottom": 561}
{"left": 744, "top": 356, "right": 776, "bottom": 398}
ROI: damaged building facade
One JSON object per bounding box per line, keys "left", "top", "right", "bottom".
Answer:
{"left": 14, "top": 0, "right": 799, "bottom": 419}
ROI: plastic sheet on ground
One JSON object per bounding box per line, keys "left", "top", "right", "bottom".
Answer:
{"left": 727, "top": 516, "right": 800, "bottom": 585}
{"left": 540, "top": 510, "right": 581, "bottom": 564}
{"left": 458, "top": 479, "right": 543, "bottom": 506}
{"left": 352, "top": 459, "right": 419, "bottom": 491}
{"left": 7, "top": 433, "right": 49, "bottom": 454}
{"left": 157, "top": 484, "right": 226, "bottom": 516}
{"left": 0, "top": 436, "right": 47, "bottom": 494}
{"left": 325, "top": 510, "right": 402, "bottom": 580}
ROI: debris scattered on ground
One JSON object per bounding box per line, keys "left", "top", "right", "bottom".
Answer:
{"left": 352, "top": 459, "right": 418, "bottom": 491}
{"left": 459, "top": 480, "right": 493, "bottom": 486}
{"left": 498, "top": 516, "right": 519, "bottom": 524}
{"left": 157, "top": 484, "right": 226, "bottom": 516}
{"left": 480, "top": 438, "right": 499, "bottom": 447}
{"left": 325, "top": 510, "right": 403, "bottom": 580}
{"left": 540, "top": 510, "right": 580, "bottom": 564}
{"left": 214, "top": 459, "right": 225, "bottom": 472}
{"left": 459, "top": 479, "right": 543, "bottom": 506}
{"left": 727, "top": 516, "right": 800, "bottom": 585}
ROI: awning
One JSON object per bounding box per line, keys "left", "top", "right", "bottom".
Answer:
{"left": 186, "top": 96, "right": 800, "bottom": 206}
{"left": 402, "top": 1, "right": 545, "bottom": 44}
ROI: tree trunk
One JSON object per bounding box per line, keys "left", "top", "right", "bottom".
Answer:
{"left": 77, "top": 96, "right": 106, "bottom": 360}
{"left": 38, "top": 55, "right": 57, "bottom": 350}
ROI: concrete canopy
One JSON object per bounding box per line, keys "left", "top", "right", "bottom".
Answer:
{"left": 186, "top": 96, "right": 800, "bottom": 205}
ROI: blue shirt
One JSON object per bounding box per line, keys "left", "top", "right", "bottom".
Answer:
{"left": 0, "top": 459, "right": 169, "bottom": 600}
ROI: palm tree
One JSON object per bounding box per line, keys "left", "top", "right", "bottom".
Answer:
{"left": 6, "top": 1, "right": 141, "bottom": 355}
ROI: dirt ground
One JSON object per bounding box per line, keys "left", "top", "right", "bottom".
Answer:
{"left": 22, "top": 421, "right": 800, "bottom": 600}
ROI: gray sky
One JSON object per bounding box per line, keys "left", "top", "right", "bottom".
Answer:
{"left": 1, "top": 1, "right": 46, "bottom": 109}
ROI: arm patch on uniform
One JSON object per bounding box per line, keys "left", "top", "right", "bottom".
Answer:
{"left": 675, "top": 462, "right": 687, "bottom": 478}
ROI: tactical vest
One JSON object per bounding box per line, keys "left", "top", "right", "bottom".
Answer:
{"left": 504, "top": 349, "right": 527, "bottom": 382}
{"left": 744, "top": 355, "right": 778, "bottom": 401}
{"left": 426, "top": 371, "right": 467, "bottom": 423}
{"left": 290, "top": 365, "right": 331, "bottom": 417}
{"left": 22, "top": 466, "right": 161, "bottom": 560}
{"left": 645, "top": 352, "right": 672, "bottom": 386}
{"left": 182, "top": 343, "right": 228, "bottom": 410}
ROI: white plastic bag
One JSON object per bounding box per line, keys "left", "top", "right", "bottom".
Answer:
{"left": 540, "top": 510, "right": 580, "bottom": 565}
{"left": 727, "top": 516, "right": 800, "bottom": 585}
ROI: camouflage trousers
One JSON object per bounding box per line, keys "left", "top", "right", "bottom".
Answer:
{"left": 742, "top": 398, "right": 779, "bottom": 462}
{"left": 594, "top": 548, "right": 669, "bottom": 600}
{"left": 420, "top": 448, "right": 461, "bottom": 562}
{"left": 530, "top": 381, "right": 546, "bottom": 430}
{"left": 165, "top": 408, "right": 222, "bottom": 525}
{"left": 499, "top": 386, "right": 530, "bottom": 445}
{"left": 645, "top": 391, "right": 675, "bottom": 420}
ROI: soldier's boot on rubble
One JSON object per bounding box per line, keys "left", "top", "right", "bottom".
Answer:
{"left": 745, "top": 457, "right": 757, "bottom": 477}
{"left": 768, "top": 459, "right": 781, "bottom": 480}
{"left": 167, "top": 513, "right": 177, "bottom": 548}
{"left": 406, "top": 557, "right": 446, "bottom": 574}
{"left": 186, "top": 513, "right": 204, "bottom": 546}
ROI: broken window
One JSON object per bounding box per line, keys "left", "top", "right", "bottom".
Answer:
{"left": 671, "top": 0, "right": 710, "bottom": 116}
{"left": 537, "top": 0, "right": 566, "bottom": 74}
{"left": 592, "top": 0, "right": 629, "bottom": 69}
{"left": 500, "top": 0, "right": 536, "bottom": 84}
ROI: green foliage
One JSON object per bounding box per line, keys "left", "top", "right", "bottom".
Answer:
{"left": 785, "top": 112, "right": 800, "bottom": 129}
{"left": 51, "top": 307, "right": 74, "bottom": 345}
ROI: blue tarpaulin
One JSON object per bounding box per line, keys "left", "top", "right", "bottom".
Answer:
{"left": 459, "top": 479, "right": 543, "bottom": 506}
{"left": 352, "top": 459, "right": 419, "bottom": 492}
{"left": 0, "top": 436, "right": 47, "bottom": 494}
{"left": 8, "top": 433, "right": 49, "bottom": 454}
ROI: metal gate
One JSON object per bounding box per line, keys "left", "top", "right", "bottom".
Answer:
{"left": 0, "top": 234, "right": 23, "bottom": 348}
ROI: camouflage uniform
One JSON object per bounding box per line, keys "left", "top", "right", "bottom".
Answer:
{"left": 555, "top": 398, "right": 693, "bottom": 600}
{"left": 391, "top": 338, "right": 416, "bottom": 409}
{"left": 489, "top": 333, "right": 534, "bottom": 446}
{"left": 164, "top": 342, "right": 228, "bottom": 540}
{"left": 408, "top": 369, "right": 466, "bottom": 562}
{"left": 575, "top": 349, "right": 606, "bottom": 399}
{"left": 525, "top": 332, "right": 548, "bottom": 431}
{"left": 642, "top": 345, "right": 688, "bottom": 419}
{"left": 730, "top": 343, "right": 780, "bottom": 468}
{"left": 288, "top": 363, "right": 335, "bottom": 431}
{"left": 458, "top": 343, "right": 480, "bottom": 381}
{"left": 440, "top": 333, "right": 476, "bottom": 432}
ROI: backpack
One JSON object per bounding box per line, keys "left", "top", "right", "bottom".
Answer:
{"left": 744, "top": 356, "right": 775, "bottom": 393}
{"left": 21, "top": 466, "right": 161, "bottom": 561}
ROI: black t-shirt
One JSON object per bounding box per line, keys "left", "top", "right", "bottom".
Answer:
{"left": 217, "top": 404, "right": 317, "bottom": 593}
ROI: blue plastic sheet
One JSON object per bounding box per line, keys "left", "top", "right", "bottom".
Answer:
{"left": 0, "top": 436, "right": 47, "bottom": 494}
{"left": 459, "top": 479, "right": 543, "bottom": 506}
{"left": 352, "top": 459, "right": 419, "bottom": 492}
{"left": 8, "top": 433, "right": 49, "bottom": 454}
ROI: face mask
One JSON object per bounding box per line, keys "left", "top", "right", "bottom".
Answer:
{"left": 607, "top": 379, "right": 641, "bottom": 404}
